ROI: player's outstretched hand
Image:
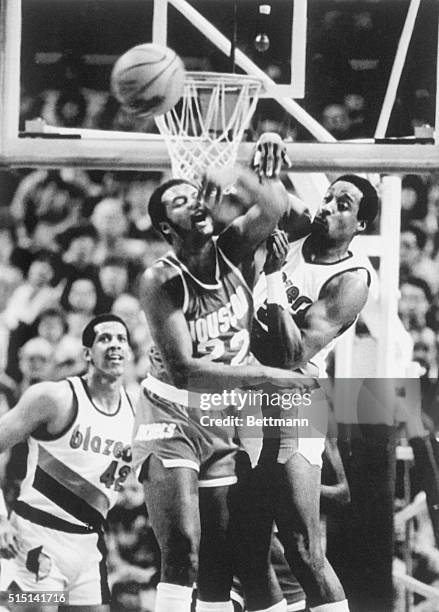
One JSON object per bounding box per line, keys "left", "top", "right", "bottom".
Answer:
{"left": 251, "top": 132, "right": 292, "bottom": 179}
{"left": 0, "top": 517, "right": 21, "bottom": 559}
{"left": 263, "top": 228, "right": 289, "bottom": 274}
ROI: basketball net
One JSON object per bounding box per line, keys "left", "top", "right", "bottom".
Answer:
{"left": 155, "top": 72, "right": 263, "bottom": 183}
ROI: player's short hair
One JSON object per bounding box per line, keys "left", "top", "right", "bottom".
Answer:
{"left": 82, "top": 313, "right": 131, "bottom": 348}
{"left": 332, "top": 174, "right": 379, "bottom": 227}
{"left": 148, "top": 178, "right": 196, "bottom": 241}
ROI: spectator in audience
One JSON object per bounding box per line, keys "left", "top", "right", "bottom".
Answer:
{"left": 56, "top": 222, "right": 100, "bottom": 281}
{"left": 54, "top": 88, "right": 88, "bottom": 128}
{"left": 91, "top": 197, "right": 147, "bottom": 265}
{"left": 411, "top": 327, "right": 437, "bottom": 379}
{"left": 401, "top": 175, "right": 428, "bottom": 226}
{"left": 99, "top": 256, "right": 131, "bottom": 308}
{"left": 52, "top": 335, "right": 87, "bottom": 381}
{"left": 17, "top": 337, "right": 54, "bottom": 391}
{"left": 60, "top": 276, "right": 103, "bottom": 337}
{"left": 399, "top": 224, "right": 439, "bottom": 293}
{"left": 399, "top": 277, "right": 433, "bottom": 332}
{"left": 9, "top": 170, "right": 87, "bottom": 248}
{"left": 5, "top": 308, "right": 68, "bottom": 384}
{"left": 322, "top": 103, "right": 352, "bottom": 139}
{"left": 3, "top": 250, "right": 63, "bottom": 331}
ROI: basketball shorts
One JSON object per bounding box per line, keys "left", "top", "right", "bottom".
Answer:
{"left": 132, "top": 376, "right": 240, "bottom": 487}
{"left": 256, "top": 383, "right": 329, "bottom": 468}
{"left": 0, "top": 512, "right": 109, "bottom": 606}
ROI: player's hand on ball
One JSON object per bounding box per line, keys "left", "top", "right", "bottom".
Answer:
{"left": 251, "top": 132, "right": 292, "bottom": 179}
{"left": 0, "top": 517, "right": 22, "bottom": 559}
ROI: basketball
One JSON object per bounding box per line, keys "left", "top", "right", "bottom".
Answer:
{"left": 111, "top": 43, "right": 185, "bottom": 117}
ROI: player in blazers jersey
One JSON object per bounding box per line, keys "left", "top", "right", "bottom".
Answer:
{"left": 248, "top": 169, "right": 379, "bottom": 612}
{"left": 132, "top": 162, "right": 308, "bottom": 612}
{"left": 0, "top": 314, "right": 135, "bottom": 611}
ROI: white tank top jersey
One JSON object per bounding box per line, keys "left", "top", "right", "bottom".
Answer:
{"left": 17, "top": 376, "right": 135, "bottom": 531}
{"left": 253, "top": 235, "right": 373, "bottom": 376}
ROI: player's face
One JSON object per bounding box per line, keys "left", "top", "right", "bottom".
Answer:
{"left": 86, "top": 321, "right": 130, "bottom": 377}
{"left": 161, "top": 183, "right": 214, "bottom": 237}
{"left": 312, "top": 180, "right": 365, "bottom": 242}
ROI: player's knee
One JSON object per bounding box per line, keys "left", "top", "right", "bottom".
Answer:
{"left": 287, "top": 531, "right": 325, "bottom": 574}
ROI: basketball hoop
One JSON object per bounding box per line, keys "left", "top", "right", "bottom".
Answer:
{"left": 154, "top": 72, "right": 263, "bottom": 183}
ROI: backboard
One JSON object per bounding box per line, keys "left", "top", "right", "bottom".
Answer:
{"left": 1, "top": 0, "right": 439, "bottom": 172}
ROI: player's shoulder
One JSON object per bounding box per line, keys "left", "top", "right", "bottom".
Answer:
{"left": 20, "top": 380, "right": 73, "bottom": 414}
{"left": 323, "top": 267, "right": 369, "bottom": 305}
{"left": 141, "top": 257, "right": 181, "bottom": 292}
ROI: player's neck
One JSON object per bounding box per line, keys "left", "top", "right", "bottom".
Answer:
{"left": 306, "top": 235, "right": 351, "bottom": 263}
{"left": 174, "top": 238, "right": 217, "bottom": 283}
{"left": 83, "top": 371, "right": 122, "bottom": 413}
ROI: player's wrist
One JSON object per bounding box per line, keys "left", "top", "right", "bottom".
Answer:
{"left": 266, "top": 271, "right": 289, "bottom": 310}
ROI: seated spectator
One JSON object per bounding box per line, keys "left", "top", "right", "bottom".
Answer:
{"left": 56, "top": 222, "right": 99, "bottom": 281}
{"left": 91, "top": 197, "right": 147, "bottom": 265}
{"left": 322, "top": 103, "right": 352, "bottom": 140}
{"left": 399, "top": 225, "right": 439, "bottom": 293}
{"left": 9, "top": 170, "right": 87, "bottom": 248}
{"left": 411, "top": 327, "right": 437, "bottom": 379}
{"left": 52, "top": 335, "right": 87, "bottom": 381}
{"left": 401, "top": 175, "right": 428, "bottom": 227}
{"left": 343, "top": 93, "right": 369, "bottom": 138}
{"left": 99, "top": 256, "right": 130, "bottom": 308}
{"left": 399, "top": 277, "right": 433, "bottom": 332}
{"left": 54, "top": 88, "right": 88, "bottom": 128}
{"left": 60, "top": 276, "right": 104, "bottom": 338}
{"left": 5, "top": 308, "right": 68, "bottom": 383}
{"left": 18, "top": 337, "right": 54, "bottom": 391}
{"left": 3, "top": 250, "right": 63, "bottom": 331}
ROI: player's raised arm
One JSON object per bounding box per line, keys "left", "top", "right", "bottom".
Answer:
{"left": 208, "top": 166, "right": 290, "bottom": 265}
{"left": 0, "top": 382, "right": 66, "bottom": 453}
{"left": 140, "top": 266, "right": 305, "bottom": 394}
{"left": 251, "top": 132, "right": 312, "bottom": 241}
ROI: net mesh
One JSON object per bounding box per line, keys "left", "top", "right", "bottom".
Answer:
{"left": 155, "top": 72, "right": 263, "bottom": 183}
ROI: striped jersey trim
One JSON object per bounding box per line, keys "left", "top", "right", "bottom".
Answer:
{"left": 34, "top": 445, "right": 109, "bottom": 526}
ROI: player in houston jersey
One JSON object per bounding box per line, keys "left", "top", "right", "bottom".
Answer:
{"left": 247, "top": 166, "right": 379, "bottom": 612}
{"left": 0, "top": 314, "right": 134, "bottom": 611}
{"left": 132, "top": 162, "right": 308, "bottom": 612}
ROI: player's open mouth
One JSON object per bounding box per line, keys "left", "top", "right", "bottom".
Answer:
{"left": 107, "top": 354, "right": 123, "bottom": 362}
{"left": 192, "top": 209, "right": 209, "bottom": 228}
{"left": 313, "top": 216, "right": 327, "bottom": 229}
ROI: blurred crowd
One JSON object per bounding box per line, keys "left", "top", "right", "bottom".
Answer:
{"left": 1, "top": 164, "right": 439, "bottom": 611}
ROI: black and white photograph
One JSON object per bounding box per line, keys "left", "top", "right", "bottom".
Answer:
{"left": 0, "top": 1, "right": 439, "bottom": 611}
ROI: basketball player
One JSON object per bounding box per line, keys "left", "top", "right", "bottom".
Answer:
{"left": 249, "top": 170, "right": 379, "bottom": 612}
{"left": 0, "top": 314, "right": 135, "bottom": 611}
{"left": 132, "top": 165, "right": 307, "bottom": 612}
